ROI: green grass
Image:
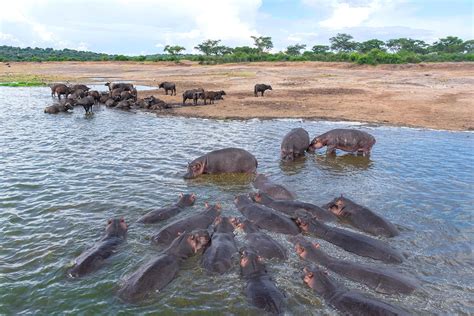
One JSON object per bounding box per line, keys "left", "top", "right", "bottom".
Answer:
{"left": 0, "top": 81, "right": 47, "bottom": 87}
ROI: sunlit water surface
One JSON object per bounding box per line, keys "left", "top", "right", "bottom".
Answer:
{"left": 0, "top": 87, "right": 473, "bottom": 315}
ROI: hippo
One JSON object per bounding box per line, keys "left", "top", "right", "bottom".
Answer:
{"left": 105, "top": 82, "right": 134, "bottom": 92}
{"left": 240, "top": 247, "right": 286, "bottom": 314}
{"left": 201, "top": 90, "right": 226, "bottom": 104}
{"left": 70, "top": 84, "right": 90, "bottom": 92}
{"left": 295, "top": 216, "right": 403, "bottom": 264}
{"left": 118, "top": 230, "right": 210, "bottom": 303}
{"left": 183, "top": 88, "right": 204, "bottom": 105}
{"left": 231, "top": 218, "right": 287, "bottom": 260}
{"left": 68, "top": 218, "right": 127, "bottom": 277}
{"left": 158, "top": 82, "right": 176, "bottom": 95}
{"left": 51, "top": 84, "right": 71, "bottom": 100}
{"left": 309, "top": 129, "right": 376, "bottom": 155}
{"left": 234, "top": 195, "right": 300, "bottom": 235}
{"left": 281, "top": 128, "right": 310, "bottom": 161}
{"left": 184, "top": 148, "right": 258, "bottom": 179}
{"left": 252, "top": 174, "right": 296, "bottom": 200}
{"left": 44, "top": 103, "right": 74, "bottom": 114}
{"left": 202, "top": 217, "right": 238, "bottom": 274}
{"left": 249, "top": 192, "right": 336, "bottom": 222}
{"left": 137, "top": 193, "right": 196, "bottom": 224}
{"left": 291, "top": 236, "right": 418, "bottom": 294}
{"left": 324, "top": 196, "right": 399, "bottom": 237}
{"left": 254, "top": 84, "right": 272, "bottom": 97}
{"left": 151, "top": 203, "right": 221, "bottom": 246}
{"left": 303, "top": 266, "right": 409, "bottom": 315}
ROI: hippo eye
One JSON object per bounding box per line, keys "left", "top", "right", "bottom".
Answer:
{"left": 307, "top": 272, "right": 313, "bottom": 278}
{"left": 107, "top": 219, "right": 112, "bottom": 225}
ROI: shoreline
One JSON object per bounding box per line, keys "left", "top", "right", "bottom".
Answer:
{"left": 2, "top": 61, "right": 473, "bottom": 131}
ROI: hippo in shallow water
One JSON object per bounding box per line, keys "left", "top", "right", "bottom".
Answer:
{"left": 234, "top": 195, "right": 300, "bottom": 235}
{"left": 202, "top": 216, "right": 238, "bottom": 274}
{"left": 231, "top": 218, "right": 287, "bottom": 260}
{"left": 68, "top": 218, "right": 127, "bottom": 277}
{"left": 240, "top": 247, "right": 286, "bottom": 314}
{"left": 324, "top": 195, "right": 400, "bottom": 237}
{"left": 137, "top": 193, "right": 196, "bottom": 224}
{"left": 303, "top": 266, "right": 409, "bottom": 315}
{"left": 281, "top": 128, "right": 310, "bottom": 161}
{"left": 295, "top": 216, "right": 403, "bottom": 264}
{"left": 252, "top": 174, "right": 296, "bottom": 200}
{"left": 118, "top": 230, "right": 210, "bottom": 303}
{"left": 184, "top": 148, "right": 258, "bottom": 179}
{"left": 151, "top": 203, "right": 221, "bottom": 246}
{"left": 291, "top": 236, "right": 418, "bottom": 294}
{"left": 249, "top": 192, "right": 336, "bottom": 222}
{"left": 309, "top": 129, "right": 376, "bottom": 155}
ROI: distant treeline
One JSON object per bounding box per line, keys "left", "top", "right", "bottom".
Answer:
{"left": 1, "top": 34, "right": 473, "bottom": 65}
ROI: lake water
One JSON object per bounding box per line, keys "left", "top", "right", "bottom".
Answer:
{"left": 0, "top": 87, "right": 473, "bottom": 315}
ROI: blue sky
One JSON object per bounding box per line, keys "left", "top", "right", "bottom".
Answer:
{"left": 0, "top": 0, "right": 472, "bottom": 55}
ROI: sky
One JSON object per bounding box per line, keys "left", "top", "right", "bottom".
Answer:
{"left": 0, "top": 0, "right": 472, "bottom": 55}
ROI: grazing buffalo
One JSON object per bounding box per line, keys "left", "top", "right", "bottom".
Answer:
{"left": 44, "top": 103, "right": 74, "bottom": 114}
{"left": 303, "top": 266, "right": 409, "bottom": 315}
{"left": 183, "top": 88, "right": 204, "bottom": 105}
{"left": 309, "top": 129, "right": 376, "bottom": 155}
{"left": 202, "top": 90, "right": 226, "bottom": 104}
{"left": 254, "top": 84, "right": 272, "bottom": 97}
{"left": 184, "top": 148, "right": 258, "bottom": 179}
{"left": 281, "top": 128, "right": 310, "bottom": 161}
{"left": 240, "top": 248, "right": 286, "bottom": 314}
{"left": 159, "top": 82, "right": 176, "bottom": 95}
{"left": 68, "top": 218, "right": 128, "bottom": 277}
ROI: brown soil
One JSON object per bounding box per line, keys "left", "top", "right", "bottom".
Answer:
{"left": 2, "top": 61, "right": 473, "bottom": 130}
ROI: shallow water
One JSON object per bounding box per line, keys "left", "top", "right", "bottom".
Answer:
{"left": 0, "top": 87, "right": 473, "bottom": 315}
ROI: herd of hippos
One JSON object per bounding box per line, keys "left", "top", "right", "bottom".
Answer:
{"left": 63, "top": 110, "right": 420, "bottom": 315}
{"left": 44, "top": 81, "right": 274, "bottom": 114}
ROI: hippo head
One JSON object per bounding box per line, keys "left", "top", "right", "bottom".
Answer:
{"left": 303, "top": 266, "right": 335, "bottom": 295}
{"left": 240, "top": 247, "right": 266, "bottom": 277}
{"left": 213, "top": 216, "right": 235, "bottom": 233}
{"left": 292, "top": 238, "right": 320, "bottom": 260}
{"left": 248, "top": 192, "right": 261, "bottom": 203}
{"left": 281, "top": 150, "right": 295, "bottom": 161}
{"left": 188, "top": 230, "right": 211, "bottom": 253}
{"left": 184, "top": 161, "right": 205, "bottom": 179}
{"left": 327, "top": 196, "right": 345, "bottom": 216}
{"left": 177, "top": 193, "right": 196, "bottom": 207}
{"left": 105, "top": 217, "right": 128, "bottom": 239}
{"left": 229, "top": 217, "right": 241, "bottom": 229}
{"left": 310, "top": 137, "right": 325, "bottom": 150}
{"left": 294, "top": 217, "right": 310, "bottom": 232}
{"left": 234, "top": 195, "right": 252, "bottom": 208}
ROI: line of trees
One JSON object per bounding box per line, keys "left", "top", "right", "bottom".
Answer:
{"left": 1, "top": 34, "right": 473, "bottom": 65}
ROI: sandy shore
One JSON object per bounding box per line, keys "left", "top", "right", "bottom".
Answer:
{"left": 2, "top": 61, "right": 473, "bottom": 130}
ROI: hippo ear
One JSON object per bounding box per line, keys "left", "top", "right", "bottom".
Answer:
{"left": 312, "top": 242, "right": 320, "bottom": 249}
{"left": 205, "top": 202, "right": 209, "bottom": 208}
{"left": 179, "top": 192, "right": 183, "bottom": 198}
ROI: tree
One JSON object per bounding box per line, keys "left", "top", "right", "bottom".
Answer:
{"left": 251, "top": 36, "right": 273, "bottom": 53}
{"left": 386, "top": 38, "right": 428, "bottom": 54}
{"left": 357, "top": 39, "right": 386, "bottom": 53}
{"left": 194, "top": 39, "right": 232, "bottom": 55}
{"left": 431, "top": 36, "right": 465, "bottom": 53}
{"left": 233, "top": 46, "right": 260, "bottom": 55}
{"left": 285, "top": 44, "right": 306, "bottom": 56}
{"left": 311, "top": 45, "right": 330, "bottom": 54}
{"left": 463, "top": 40, "right": 474, "bottom": 53}
{"left": 329, "top": 33, "right": 357, "bottom": 52}
{"left": 163, "top": 45, "right": 185, "bottom": 57}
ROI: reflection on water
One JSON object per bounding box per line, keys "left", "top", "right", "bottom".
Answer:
{"left": 0, "top": 87, "right": 473, "bottom": 315}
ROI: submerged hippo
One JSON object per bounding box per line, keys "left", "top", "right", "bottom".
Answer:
{"left": 184, "top": 148, "right": 258, "bottom": 179}
{"left": 68, "top": 218, "right": 127, "bottom": 277}
{"left": 240, "top": 248, "right": 286, "bottom": 314}
{"left": 151, "top": 203, "right": 221, "bottom": 246}
{"left": 202, "top": 217, "right": 238, "bottom": 274}
{"left": 252, "top": 174, "right": 296, "bottom": 200}
{"left": 309, "top": 129, "right": 376, "bottom": 155}
{"left": 249, "top": 192, "right": 336, "bottom": 222}
{"left": 281, "top": 128, "right": 310, "bottom": 161}
{"left": 44, "top": 103, "right": 74, "bottom": 114}
{"left": 295, "top": 217, "right": 403, "bottom": 264}
{"left": 118, "top": 230, "right": 210, "bottom": 303}
{"left": 291, "top": 236, "right": 418, "bottom": 294}
{"left": 324, "top": 196, "right": 399, "bottom": 237}
{"left": 137, "top": 193, "right": 196, "bottom": 224}
{"left": 234, "top": 195, "right": 300, "bottom": 235}
{"left": 232, "top": 218, "right": 287, "bottom": 260}
{"left": 303, "top": 266, "right": 409, "bottom": 315}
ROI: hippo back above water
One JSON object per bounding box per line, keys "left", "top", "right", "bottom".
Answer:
{"left": 309, "top": 129, "right": 376, "bottom": 155}
{"left": 281, "top": 128, "right": 310, "bottom": 161}
{"left": 184, "top": 148, "right": 258, "bottom": 179}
